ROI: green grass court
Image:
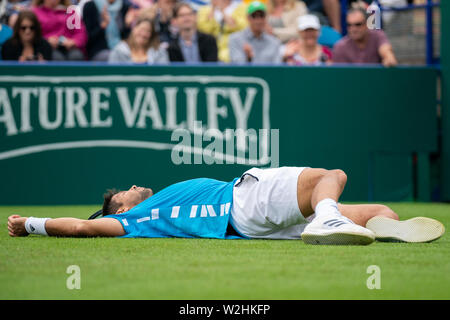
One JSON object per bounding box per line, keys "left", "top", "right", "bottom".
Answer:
{"left": 1, "top": 203, "right": 449, "bottom": 300}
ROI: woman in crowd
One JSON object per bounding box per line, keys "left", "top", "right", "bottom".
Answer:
{"left": 82, "top": 0, "right": 129, "bottom": 61}
{"left": 283, "top": 14, "right": 332, "bottom": 66}
{"left": 136, "top": 0, "right": 177, "bottom": 44}
{"left": 32, "top": 0, "right": 87, "bottom": 60}
{"left": 266, "top": 0, "right": 307, "bottom": 43}
{"left": 1, "top": 10, "right": 52, "bottom": 61}
{"left": 108, "top": 17, "right": 168, "bottom": 64}
{"left": 197, "top": 0, "right": 247, "bottom": 62}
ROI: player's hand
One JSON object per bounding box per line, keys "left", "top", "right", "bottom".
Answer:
{"left": 8, "top": 215, "right": 29, "bottom": 237}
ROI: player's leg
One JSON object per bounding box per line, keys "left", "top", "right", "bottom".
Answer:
{"left": 296, "top": 169, "right": 399, "bottom": 226}
{"left": 338, "top": 203, "right": 444, "bottom": 242}
{"left": 296, "top": 168, "right": 344, "bottom": 218}
{"left": 338, "top": 204, "right": 444, "bottom": 243}
{"left": 297, "top": 168, "right": 375, "bottom": 245}
{"left": 338, "top": 203, "right": 399, "bottom": 227}
{"left": 296, "top": 169, "right": 445, "bottom": 243}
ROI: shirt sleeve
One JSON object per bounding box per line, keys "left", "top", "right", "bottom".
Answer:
{"left": 39, "top": 39, "right": 53, "bottom": 61}
{"left": 332, "top": 41, "right": 348, "bottom": 63}
{"left": 108, "top": 43, "right": 130, "bottom": 63}
{"left": 197, "top": 6, "right": 219, "bottom": 36}
{"left": 154, "top": 46, "right": 170, "bottom": 64}
{"left": 1, "top": 40, "right": 18, "bottom": 60}
{"left": 375, "top": 30, "right": 390, "bottom": 48}
{"left": 228, "top": 34, "right": 247, "bottom": 63}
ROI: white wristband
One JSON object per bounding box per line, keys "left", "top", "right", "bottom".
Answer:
{"left": 25, "top": 217, "right": 50, "bottom": 236}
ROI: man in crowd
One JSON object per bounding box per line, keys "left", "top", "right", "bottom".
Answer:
{"left": 168, "top": 2, "right": 218, "bottom": 63}
{"left": 228, "top": 1, "right": 282, "bottom": 64}
{"left": 332, "top": 7, "right": 397, "bottom": 66}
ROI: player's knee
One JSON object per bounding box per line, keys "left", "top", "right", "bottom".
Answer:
{"left": 329, "top": 169, "right": 347, "bottom": 187}
{"left": 305, "top": 168, "right": 328, "bottom": 187}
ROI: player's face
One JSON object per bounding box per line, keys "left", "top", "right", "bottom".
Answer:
{"left": 114, "top": 185, "right": 153, "bottom": 212}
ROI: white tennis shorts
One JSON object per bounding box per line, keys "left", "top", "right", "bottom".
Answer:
{"left": 230, "top": 166, "right": 312, "bottom": 239}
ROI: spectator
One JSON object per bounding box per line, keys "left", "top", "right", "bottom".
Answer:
{"left": 86, "top": 0, "right": 130, "bottom": 47}
{"left": 3, "top": 1, "right": 32, "bottom": 28}
{"left": 82, "top": 1, "right": 109, "bottom": 61}
{"left": 266, "top": 0, "right": 307, "bottom": 44}
{"left": 333, "top": 8, "right": 397, "bottom": 67}
{"left": 135, "top": 0, "right": 177, "bottom": 44}
{"left": 0, "top": 23, "right": 13, "bottom": 56}
{"left": 32, "top": 0, "right": 88, "bottom": 60}
{"left": 197, "top": 0, "right": 247, "bottom": 62}
{"left": 282, "top": 14, "right": 331, "bottom": 66}
{"left": 83, "top": 0, "right": 125, "bottom": 61}
{"left": 108, "top": 17, "right": 169, "bottom": 63}
{"left": 228, "top": 1, "right": 281, "bottom": 64}
{"left": 124, "top": 0, "right": 154, "bottom": 29}
{"left": 168, "top": 2, "right": 218, "bottom": 62}
{"left": 1, "top": 10, "right": 52, "bottom": 61}
{"left": 303, "top": 0, "right": 341, "bottom": 33}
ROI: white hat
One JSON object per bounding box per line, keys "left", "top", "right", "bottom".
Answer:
{"left": 297, "top": 14, "right": 321, "bottom": 31}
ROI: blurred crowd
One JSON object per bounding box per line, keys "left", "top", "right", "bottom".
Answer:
{"left": 0, "top": 0, "right": 398, "bottom": 66}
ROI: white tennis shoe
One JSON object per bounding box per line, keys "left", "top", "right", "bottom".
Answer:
{"left": 301, "top": 215, "right": 375, "bottom": 245}
{"left": 366, "top": 216, "right": 445, "bottom": 243}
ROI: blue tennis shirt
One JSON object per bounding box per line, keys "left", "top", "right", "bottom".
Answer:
{"left": 104, "top": 177, "right": 243, "bottom": 239}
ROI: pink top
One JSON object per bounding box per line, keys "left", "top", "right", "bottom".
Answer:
{"left": 32, "top": 5, "right": 87, "bottom": 50}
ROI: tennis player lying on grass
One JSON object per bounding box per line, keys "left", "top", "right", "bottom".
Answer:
{"left": 7, "top": 167, "right": 445, "bottom": 245}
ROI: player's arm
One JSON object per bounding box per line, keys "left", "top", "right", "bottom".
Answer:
{"left": 7, "top": 215, "right": 125, "bottom": 237}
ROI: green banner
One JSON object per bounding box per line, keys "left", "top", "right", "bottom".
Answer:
{"left": 0, "top": 65, "right": 438, "bottom": 205}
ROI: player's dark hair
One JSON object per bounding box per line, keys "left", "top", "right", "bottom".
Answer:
{"left": 102, "top": 189, "right": 122, "bottom": 216}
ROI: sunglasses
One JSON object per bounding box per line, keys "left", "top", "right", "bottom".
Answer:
{"left": 347, "top": 22, "right": 364, "bottom": 27}
{"left": 20, "top": 25, "right": 35, "bottom": 31}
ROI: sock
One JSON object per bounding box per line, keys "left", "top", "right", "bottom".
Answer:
{"left": 314, "top": 198, "right": 341, "bottom": 218}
